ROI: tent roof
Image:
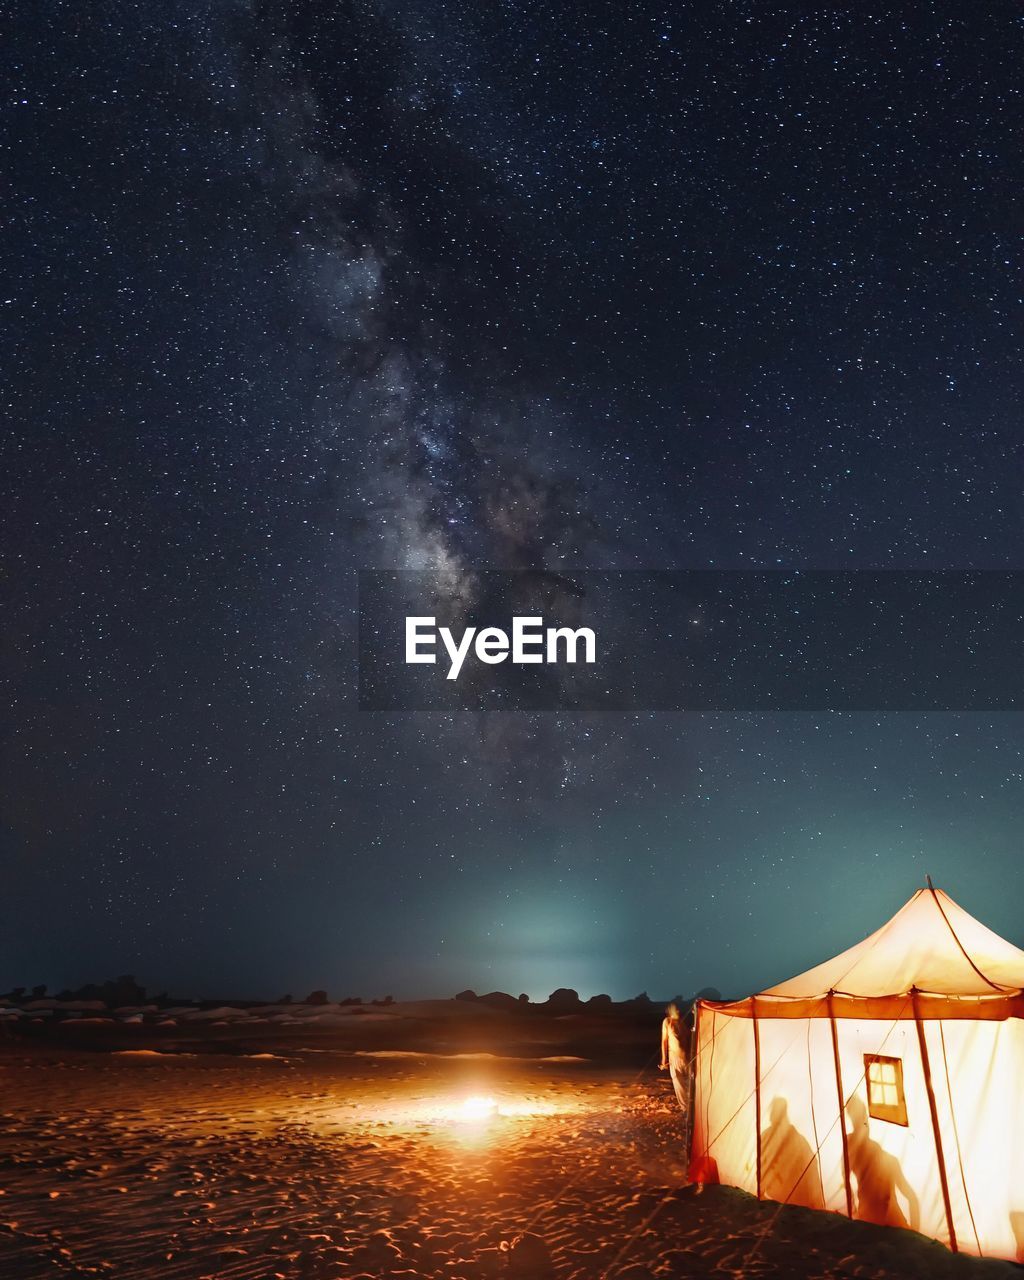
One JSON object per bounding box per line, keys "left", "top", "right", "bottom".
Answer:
{"left": 760, "top": 886, "right": 1024, "bottom": 1001}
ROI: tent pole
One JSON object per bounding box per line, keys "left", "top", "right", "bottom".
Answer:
{"left": 686, "top": 1001, "right": 703, "bottom": 1180}
{"left": 752, "top": 996, "right": 762, "bottom": 1199}
{"left": 827, "top": 990, "right": 854, "bottom": 1218}
{"left": 912, "top": 988, "right": 958, "bottom": 1252}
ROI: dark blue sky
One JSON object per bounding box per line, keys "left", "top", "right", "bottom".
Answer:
{"left": 4, "top": 2, "right": 1023, "bottom": 1000}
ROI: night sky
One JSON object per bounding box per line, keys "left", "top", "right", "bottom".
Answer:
{"left": 4, "top": 3, "right": 1024, "bottom": 1002}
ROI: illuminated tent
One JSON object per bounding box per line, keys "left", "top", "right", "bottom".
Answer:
{"left": 691, "top": 883, "right": 1024, "bottom": 1260}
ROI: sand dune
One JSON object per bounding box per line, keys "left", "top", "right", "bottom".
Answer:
{"left": 0, "top": 1047, "right": 1015, "bottom": 1279}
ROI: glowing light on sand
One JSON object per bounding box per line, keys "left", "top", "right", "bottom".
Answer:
{"left": 430, "top": 1094, "right": 565, "bottom": 1125}
{"left": 351, "top": 1090, "right": 577, "bottom": 1134}
{"left": 455, "top": 1094, "right": 499, "bottom": 1122}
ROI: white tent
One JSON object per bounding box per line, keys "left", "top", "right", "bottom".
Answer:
{"left": 691, "top": 884, "right": 1024, "bottom": 1260}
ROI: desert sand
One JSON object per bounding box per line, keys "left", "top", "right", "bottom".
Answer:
{"left": 0, "top": 1030, "right": 1017, "bottom": 1280}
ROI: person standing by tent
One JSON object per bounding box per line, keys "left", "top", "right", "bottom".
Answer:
{"left": 659, "top": 1000, "right": 688, "bottom": 1109}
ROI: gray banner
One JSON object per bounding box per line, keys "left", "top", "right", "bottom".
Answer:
{"left": 358, "top": 571, "right": 1024, "bottom": 711}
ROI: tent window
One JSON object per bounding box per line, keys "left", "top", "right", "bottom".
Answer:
{"left": 864, "top": 1054, "right": 908, "bottom": 1126}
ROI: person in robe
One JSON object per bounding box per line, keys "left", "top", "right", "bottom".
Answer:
{"left": 659, "top": 1000, "right": 688, "bottom": 1109}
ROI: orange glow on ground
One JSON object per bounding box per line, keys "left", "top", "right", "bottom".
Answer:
{"left": 454, "top": 1094, "right": 498, "bottom": 1122}
{"left": 346, "top": 1087, "right": 576, "bottom": 1136}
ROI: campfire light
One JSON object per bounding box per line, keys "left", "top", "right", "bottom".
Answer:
{"left": 455, "top": 1094, "right": 499, "bottom": 1122}
{"left": 351, "top": 1089, "right": 574, "bottom": 1133}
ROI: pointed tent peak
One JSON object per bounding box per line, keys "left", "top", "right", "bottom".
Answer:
{"left": 761, "top": 885, "right": 1024, "bottom": 1000}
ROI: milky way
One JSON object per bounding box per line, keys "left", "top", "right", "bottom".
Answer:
{"left": 4, "top": 2, "right": 1024, "bottom": 1002}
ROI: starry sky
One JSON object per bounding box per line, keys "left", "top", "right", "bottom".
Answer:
{"left": 4, "top": 2, "right": 1024, "bottom": 1002}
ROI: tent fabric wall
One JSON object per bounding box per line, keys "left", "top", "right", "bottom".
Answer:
{"left": 834, "top": 1017, "right": 947, "bottom": 1245}
{"left": 692, "top": 1006, "right": 757, "bottom": 1196}
{"left": 690, "top": 888, "right": 1024, "bottom": 1261}
{"left": 925, "top": 1018, "right": 1024, "bottom": 1260}
{"left": 755, "top": 1015, "right": 847, "bottom": 1214}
